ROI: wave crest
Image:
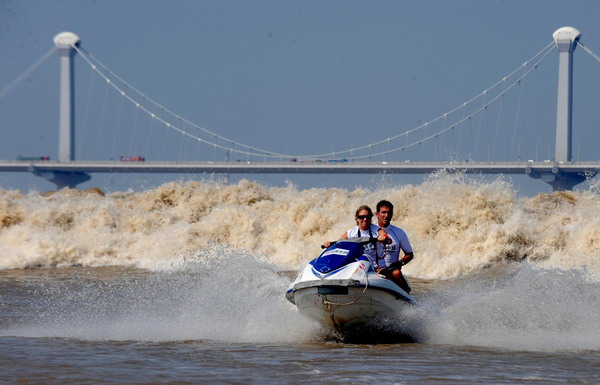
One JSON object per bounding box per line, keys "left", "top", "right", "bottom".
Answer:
{"left": 1, "top": 176, "right": 600, "bottom": 279}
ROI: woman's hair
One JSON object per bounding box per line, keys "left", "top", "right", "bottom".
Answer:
{"left": 355, "top": 205, "right": 373, "bottom": 218}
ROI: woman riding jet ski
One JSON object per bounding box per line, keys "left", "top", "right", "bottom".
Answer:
{"left": 285, "top": 236, "right": 416, "bottom": 341}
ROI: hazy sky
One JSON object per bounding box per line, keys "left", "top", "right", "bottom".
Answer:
{"left": 1, "top": 0, "right": 600, "bottom": 194}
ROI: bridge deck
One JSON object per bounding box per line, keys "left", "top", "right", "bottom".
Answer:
{"left": 1, "top": 160, "right": 599, "bottom": 175}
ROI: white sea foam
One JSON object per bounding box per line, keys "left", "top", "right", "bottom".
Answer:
{"left": 418, "top": 264, "right": 600, "bottom": 351}
{"left": 2, "top": 176, "right": 600, "bottom": 280}
{"left": 2, "top": 249, "right": 319, "bottom": 343}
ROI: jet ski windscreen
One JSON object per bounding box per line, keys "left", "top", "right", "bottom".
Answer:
{"left": 310, "top": 241, "right": 365, "bottom": 274}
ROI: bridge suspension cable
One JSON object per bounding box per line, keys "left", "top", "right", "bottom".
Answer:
{"left": 577, "top": 41, "right": 600, "bottom": 64}
{"left": 73, "top": 46, "right": 292, "bottom": 160}
{"left": 74, "top": 41, "right": 554, "bottom": 161}
{"left": 295, "top": 41, "right": 556, "bottom": 160}
{"left": 0, "top": 47, "right": 57, "bottom": 100}
{"left": 342, "top": 42, "right": 557, "bottom": 161}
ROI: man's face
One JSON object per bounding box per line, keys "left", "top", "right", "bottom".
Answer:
{"left": 376, "top": 206, "right": 393, "bottom": 227}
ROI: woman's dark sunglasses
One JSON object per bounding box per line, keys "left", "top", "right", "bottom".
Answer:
{"left": 356, "top": 215, "right": 371, "bottom": 220}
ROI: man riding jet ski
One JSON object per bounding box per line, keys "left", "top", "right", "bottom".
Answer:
{"left": 285, "top": 236, "right": 416, "bottom": 341}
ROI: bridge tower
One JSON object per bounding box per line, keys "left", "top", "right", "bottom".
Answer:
{"left": 538, "top": 26, "right": 588, "bottom": 191}
{"left": 35, "top": 32, "right": 90, "bottom": 189}
{"left": 54, "top": 31, "right": 79, "bottom": 162}
{"left": 554, "top": 26, "right": 580, "bottom": 163}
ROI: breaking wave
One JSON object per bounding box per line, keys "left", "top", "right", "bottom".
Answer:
{"left": 1, "top": 174, "right": 600, "bottom": 280}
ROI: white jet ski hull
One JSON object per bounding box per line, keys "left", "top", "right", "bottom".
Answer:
{"left": 292, "top": 282, "right": 414, "bottom": 331}
{"left": 286, "top": 244, "right": 417, "bottom": 341}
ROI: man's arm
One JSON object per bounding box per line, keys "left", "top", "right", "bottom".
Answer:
{"left": 400, "top": 252, "right": 414, "bottom": 266}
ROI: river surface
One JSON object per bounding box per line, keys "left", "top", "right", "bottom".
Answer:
{"left": 1, "top": 267, "right": 600, "bottom": 384}
{"left": 2, "top": 178, "right": 600, "bottom": 383}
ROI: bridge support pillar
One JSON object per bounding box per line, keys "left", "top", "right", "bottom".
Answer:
{"left": 553, "top": 27, "right": 581, "bottom": 163}
{"left": 543, "top": 172, "right": 588, "bottom": 191}
{"left": 527, "top": 167, "right": 591, "bottom": 191}
{"left": 33, "top": 170, "right": 91, "bottom": 190}
{"left": 53, "top": 32, "right": 81, "bottom": 163}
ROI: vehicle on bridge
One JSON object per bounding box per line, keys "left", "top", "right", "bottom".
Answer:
{"left": 311, "top": 159, "right": 348, "bottom": 163}
{"left": 17, "top": 155, "right": 50, "bottom": 161}
{"left": 120, "top": 156, "right": 145, "bottom": 162}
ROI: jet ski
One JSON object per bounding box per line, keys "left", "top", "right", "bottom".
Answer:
{"left": 286, "top": 237, "right": 417, "bottom": 341}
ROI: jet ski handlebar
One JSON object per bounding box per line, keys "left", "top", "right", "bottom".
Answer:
{"left": 321, "top": 236, "right": 376, "bottom": 249}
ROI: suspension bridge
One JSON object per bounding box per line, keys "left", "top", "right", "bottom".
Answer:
{"left": 1, "top": 27, "right": 600, "bottom": 191}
